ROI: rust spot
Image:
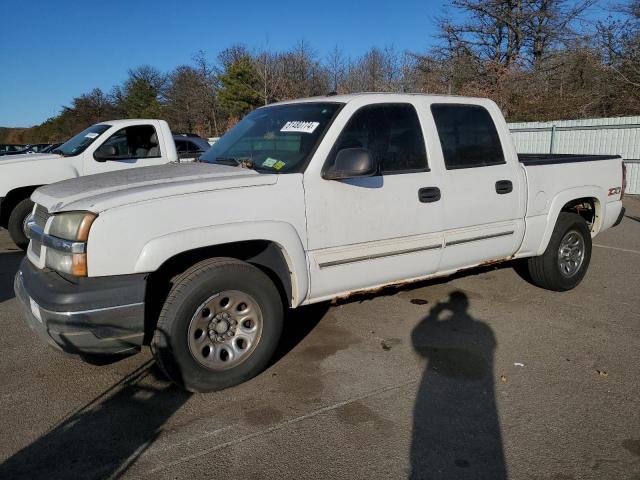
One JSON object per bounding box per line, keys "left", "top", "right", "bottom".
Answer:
{"left": 329, "top": 256, "right": 514, "bottom": 305}
{"left": 332, "top": 279, "right": 416, "bottom": 304}
{"left": 479, "top": 256, "right": 513, "bottom": 268}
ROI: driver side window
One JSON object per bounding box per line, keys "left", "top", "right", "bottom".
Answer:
{"left": 100, "top": 125, "right": 160, "bottom": 160}
{"left": 326, "top": 103, "right": 429, "bottom": 174}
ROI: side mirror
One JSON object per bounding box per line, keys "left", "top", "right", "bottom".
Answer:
{"left": 323, "top": 148, "right": 378, "bottom": 180}
{"left": 93, "top": 144, "right": 118, "bottom": 162}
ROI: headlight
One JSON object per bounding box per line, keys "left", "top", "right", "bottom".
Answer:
{"left": 48, "top": 211, "right": 96, "bottom": 241}
{"left": 45, "top": 211, "right": 97, "bottom": 276}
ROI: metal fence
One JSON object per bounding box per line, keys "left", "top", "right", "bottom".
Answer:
{"left": 508, "top": 116, "right": 640, "bottom": 194}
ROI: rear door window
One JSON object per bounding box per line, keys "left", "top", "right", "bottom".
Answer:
{"left": 431, "top": 104, "right": 505, "bottom": 169}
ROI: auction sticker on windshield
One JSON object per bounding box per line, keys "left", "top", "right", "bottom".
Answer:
{"left": 85, "top": 132, "right": 99, "bottom": 139}
{"left": 281, "top": 121, "right": 320, "bottom": 133}
{"left": 262, "top": 158, "right": 278, "bottom": 167}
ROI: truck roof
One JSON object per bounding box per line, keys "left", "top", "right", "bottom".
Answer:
{"left": 96, "top": 119, "right": 167, "bottom": 127}
{"left": 268, "top": 92, "right": 494, "bottom": 106}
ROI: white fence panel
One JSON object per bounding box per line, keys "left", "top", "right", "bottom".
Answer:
{"left": 508, "top": 116, "right": 640, "bottom": 194}
{"left": 627, "top": 161, "right": 640, "bottom": 195}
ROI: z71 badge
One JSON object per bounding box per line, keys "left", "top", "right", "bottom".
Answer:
{"left": 608, "top": 187, "right": 622, "bottom": 196}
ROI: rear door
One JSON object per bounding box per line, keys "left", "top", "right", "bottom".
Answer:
{"left": 429, "top": 101, "right": 526, "bottom": 271}
{"left": 304, "top": 100, "right": 445, "bottom": 301}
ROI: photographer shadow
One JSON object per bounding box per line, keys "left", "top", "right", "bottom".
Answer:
{"left": 410, "top": 291, "right": 506, "bottom": 479}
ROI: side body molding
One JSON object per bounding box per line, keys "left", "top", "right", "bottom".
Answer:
{"left": 134, "top": 221, "right": 309, "bottom": 307}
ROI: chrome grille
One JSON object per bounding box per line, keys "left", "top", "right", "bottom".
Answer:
{"left": 33, "top": 204, "right": 51, "bottom": 229}
{"left": 30, "top": 204, "right": 49, "bottom": 260}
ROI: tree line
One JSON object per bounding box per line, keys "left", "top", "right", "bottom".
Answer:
{"left": 3, "top": 0, "right": 638, "bottom": 144}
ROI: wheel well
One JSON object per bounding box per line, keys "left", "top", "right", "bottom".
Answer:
{"left": 143, "top": 241, "right": 293, "bottom": 344}
{"left": 0, "top": 186, "right": 40, "bottom": 228}
{"left": 560, "top": 197, "right": 600, "bottom": 233}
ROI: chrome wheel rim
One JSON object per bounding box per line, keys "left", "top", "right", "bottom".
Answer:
{"left": 558, "top": 230, "right": 585, "bottom": 278}
{"left": 187, "top": 290, "right": 263, "bottom": 371}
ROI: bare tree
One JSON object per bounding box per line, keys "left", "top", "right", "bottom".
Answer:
{"left": 596, "top": 0, "right": 640, "bottom": 91}
{"left": 326, "top": 46, "right": 346, "bottom": 92}
{"left": 254, "top": 47, "right": 283, "bottom": 105}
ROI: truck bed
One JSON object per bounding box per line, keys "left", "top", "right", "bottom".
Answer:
{"left": 518, "top": 153, "right": 621, "bottom": 166}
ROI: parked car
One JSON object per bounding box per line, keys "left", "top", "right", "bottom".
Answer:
{"left": 173, "top": 134, "right": 211, "bottom": 162}
{"left": 15, "top": 93, "right": 626, "bottom": 392}
{"left": 0, "top": 144, "right": 28, "bottom": 156}
{"left": 13, "top": 143, "right": 53, "bottom": 155}
{"left": 40, "top": 143, "right": 63, "bottom": 153}
{"left": 25, "top": 143, "right": 53, "bottom": 154}
{"left": 0, "top": 119, "right": 178, "bottom": 249}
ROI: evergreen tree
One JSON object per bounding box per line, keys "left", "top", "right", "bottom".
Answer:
{"left": 218, "top": 55, "right": 261, "bottom": 119}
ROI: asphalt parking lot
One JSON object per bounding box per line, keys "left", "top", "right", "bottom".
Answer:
{"left": 1, "top": 198, "right": 639, "bottom": 480}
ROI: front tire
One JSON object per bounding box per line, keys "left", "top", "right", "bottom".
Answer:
{"left": 8, "top": 198, "right": 34, "bottom": 251}
{"left": 151, "top": 257, "right": 283, "bottom": 392}
{"left": 526, "top": 212, "right": 592, "bottom": 291}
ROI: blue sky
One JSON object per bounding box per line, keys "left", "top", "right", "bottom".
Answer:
{"left": 0, "top": 0, "right": 612, "bottom": 127}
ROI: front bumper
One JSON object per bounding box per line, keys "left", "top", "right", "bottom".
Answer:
{"left": 14, "top": 258, "right": 147, "bottom": 355}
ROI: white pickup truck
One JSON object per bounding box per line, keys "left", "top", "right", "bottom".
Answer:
{"left": 14, "top": 93, "right": 626, "bottom": 392}
{"left": 0, "top": 119, "right": 178, "bottom": 249}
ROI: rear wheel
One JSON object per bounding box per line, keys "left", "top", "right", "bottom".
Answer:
{"left": 526, "top": 212, "right": 592, "bottom": 291}
{"left": 151, "top": 257, "right": 283, "bottom": 392}
{"left": 8, "top": 198, "right": 34, "bottom": 251}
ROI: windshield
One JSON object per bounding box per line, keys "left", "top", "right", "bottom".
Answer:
{"left": 53, "top": 124, "right": 111, "bottom": 157}
{"left": 199, "top": 102, "right": 343, "bottom": 173}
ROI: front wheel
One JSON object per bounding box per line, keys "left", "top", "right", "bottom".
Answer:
{"left": 8, "top": 198, "right": 34, "bottom": 251}
{"left": 525, "top": 212, "right": 592, "bottom": 291}
{"left": 151, "top": 257, "right": 283, "bottom": 392}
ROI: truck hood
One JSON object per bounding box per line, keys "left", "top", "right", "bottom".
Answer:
{"left": 32, "top": 162, "right": 278, "bottom": 213}
{"left": 0, "top": 153, "right": 61, "bottom": 165}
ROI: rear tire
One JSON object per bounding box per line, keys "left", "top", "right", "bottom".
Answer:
{"left": 526, "top": 212, "right": 592, "bottom": 291}
{"left": 151, "top": 257, "right": 283, "bottom": 392}
{"left": 8, "top": 198, "right": 34, "bottom": 251}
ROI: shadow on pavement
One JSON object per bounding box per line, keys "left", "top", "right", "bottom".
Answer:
{"left": 271, "top": 301, "right": 330, "bottom": 365}
{"left": 0, "top": 301, "right": 329, "bottom": 479}
{"left": 410, "top": 291, "right": 506, "bottom": 480}
{"left": 0, "top": 361, "right": 191, "bottom": 480}
{"left": 625, "top": 214, "right": 640, "bottom": 223}
{"left": 0, "top": 251, "right": 23, "bottom": 303}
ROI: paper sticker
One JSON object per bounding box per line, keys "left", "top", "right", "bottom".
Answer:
{"left": 280, "top": 121, "right": 320, "bottom": 134}
{"left": 85, "top": 132, "right": 99, "bottom": 139}
{"left": 262, "top": 157, "right": 278, "bottom": 167}
{"left": 273, "top": 160, "right": 286, "bottom": 170}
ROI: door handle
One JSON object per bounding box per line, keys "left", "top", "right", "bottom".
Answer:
{"left": 418, "top": 187, "right": 441, "bottom": 203}
{"left": 495, "top": 180, "right": 513, "bottom": 194}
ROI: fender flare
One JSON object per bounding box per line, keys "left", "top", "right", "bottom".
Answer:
{"left": 134, "top": 220, "right": 309, "bottom": 306}
{"left": 535, "top": 185, "right": 606, "bottom": 256}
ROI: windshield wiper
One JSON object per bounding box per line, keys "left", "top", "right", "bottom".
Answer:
{"left": 51, "top": 148, "right": 66, "bottom": 157}
{"left": 213, "top": 157, "right": 256, "bottom": 169}
{"left": 213, "top": 157, "right": 239, "bottom": 166}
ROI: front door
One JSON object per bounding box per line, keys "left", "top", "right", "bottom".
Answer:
{"left": 84, "top": 124, "right": 161, "bottom": 174}
{"left": 304, "top": 101, "right": 445, "bottom": 301}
